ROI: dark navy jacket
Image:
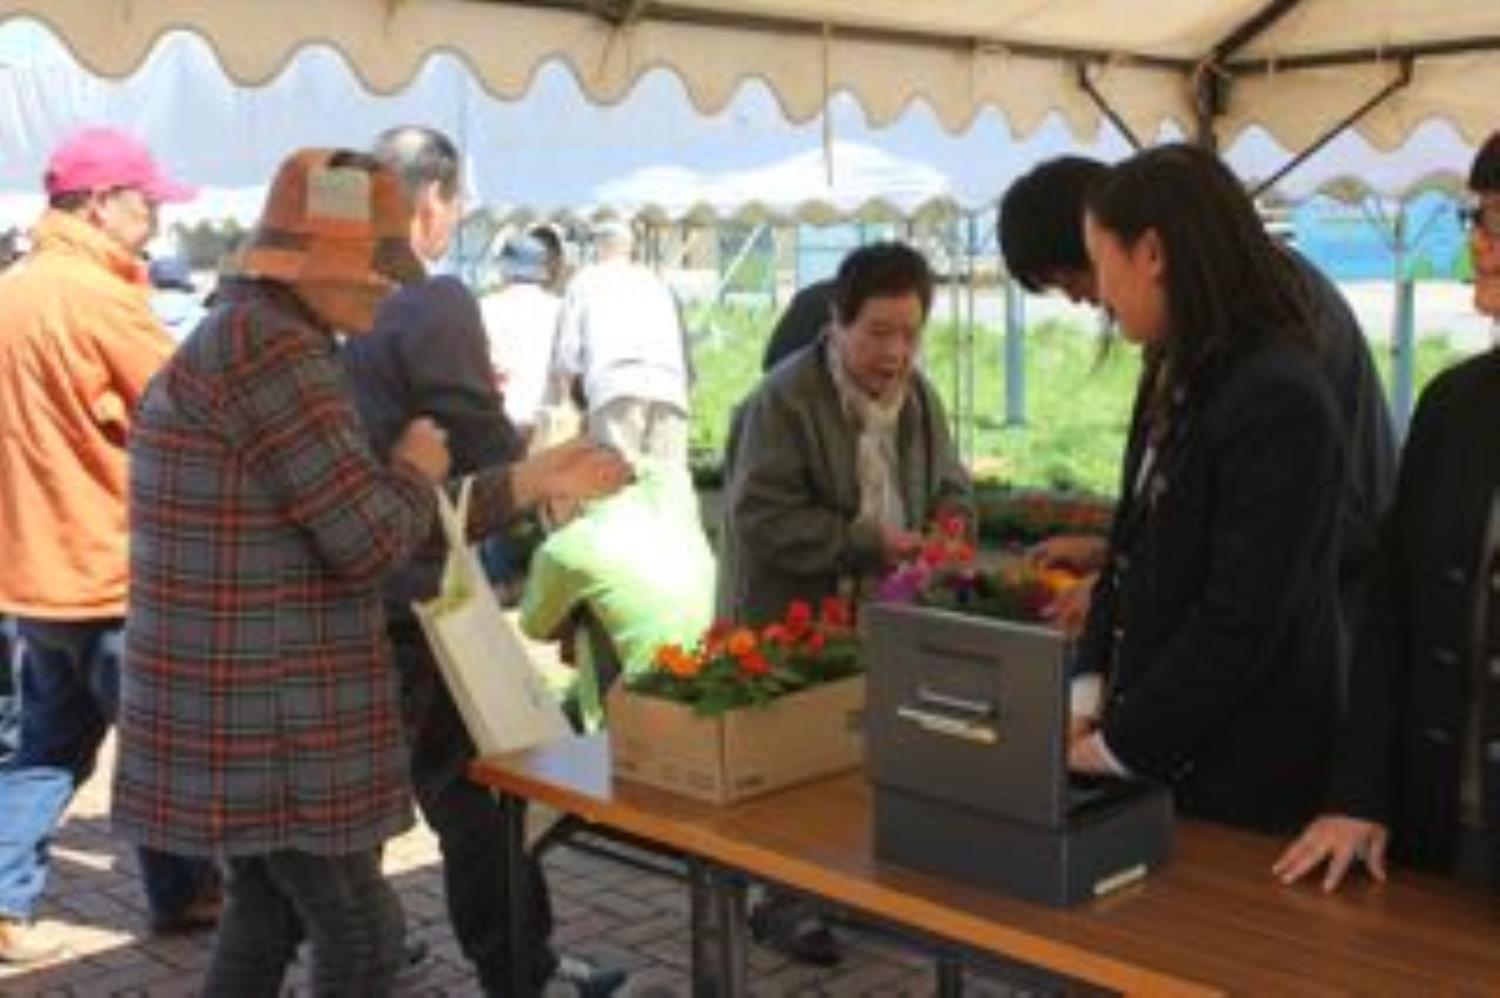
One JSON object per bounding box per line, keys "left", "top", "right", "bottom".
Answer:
{"left": 343, "top": 275, "right": 523, "bottom": 621}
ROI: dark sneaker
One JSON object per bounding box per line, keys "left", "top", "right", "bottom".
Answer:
{"left": 749, "top": 895, "right": 842, "bottom": 968}
{"left": 149, "top": 885, "right": 222, "bottom": 935}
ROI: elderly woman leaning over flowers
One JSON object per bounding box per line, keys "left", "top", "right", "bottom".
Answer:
{"left": 715, "top": 241, "right": 971, "bottom": 968}
{"left": 717, "top": 241, "right": 973, "bottom": 627}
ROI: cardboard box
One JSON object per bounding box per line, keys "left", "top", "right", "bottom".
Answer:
{"left": 607, "top": 675, "right": 865, "bottom": 803}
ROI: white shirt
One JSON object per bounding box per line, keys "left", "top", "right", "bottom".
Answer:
{"left": 551, "top": 259, "right": 689, "bottom": 415}
{"left": 480, "top": 282, "right": 562, "bottom": 429}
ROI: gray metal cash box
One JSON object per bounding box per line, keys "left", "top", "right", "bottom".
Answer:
{"left": 863, "top": 602, "right": 1172, "bottom": 906}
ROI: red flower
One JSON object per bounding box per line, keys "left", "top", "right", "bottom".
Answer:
{"left": 802, "top": 631, "right": 827, "bottom": 655}
{"left": 762, "top": 623, "right": 791, "bottom": 645}
{"left": 739, "top": 650, "right": 771, "bottom": 676}
{"left": 785, "top": 599, "right": 813, "bottom": 636}
{"left": 703, "top": 618, "right": 734, "bottom": 654}
{"left": 820, "top": 596, "right": 851, "bottom": 629}
{"left": 940, "top": 514, "right": 966, "bottom": 539}
{"left": 786, "top": 594, "right": 810, "bottom": 627}
{"left": 920, "top": 540, "right": 948, "bottom": 567}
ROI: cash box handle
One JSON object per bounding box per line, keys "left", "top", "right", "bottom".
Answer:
{"left": 896, "top": 686, "right": 998, "bottom": 744}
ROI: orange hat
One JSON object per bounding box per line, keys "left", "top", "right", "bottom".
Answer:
{"left": 228, "top": 149, "right": 424, "bottom": 330}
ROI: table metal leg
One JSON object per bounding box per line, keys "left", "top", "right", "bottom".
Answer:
{"left": 688, "top": 858, "right": 719, "bottom": 997}
{"left": 936, "top": 950, "right": 965, "bottom": 997}
{"left": 711, "top": 869, "right": 749, "bottom": 997}
{"left": 498, "top": 791, "right": 532, "bottom": 996}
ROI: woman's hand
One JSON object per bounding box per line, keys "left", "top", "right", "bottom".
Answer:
{"left": 516, "top": 439, "right": 633, "bottom": 509}
{"left": 1042, "top": 572, "right": 1097, "bottom": 638}
{"left": 1272, "top": 815, "right": 1389, "bottom": 892}
{"left": 1028, "top": 533, "right": 1109, "bottom": 574}
{"left": 1067, "top": 730, "right": 1119, "bottom": 775}
{"left": 878, "top": 524, "right": 922, "bottom": 566}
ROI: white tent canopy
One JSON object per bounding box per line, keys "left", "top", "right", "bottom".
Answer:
{"left": 3, "top": 0, "right": 1496, "bottom": 153}
{"left": 0, "top": 16, "right": 1475, "bottom": 234}
{"left": 0, "top": 18, "right": 1118, "bottom": 226}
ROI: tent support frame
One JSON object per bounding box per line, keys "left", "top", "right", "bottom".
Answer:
{"left": 1074, "top": 63, "right": 1143, "bottom": 151}
{"left": 1248, "top": 57, "right": 1414, "bottom": 198}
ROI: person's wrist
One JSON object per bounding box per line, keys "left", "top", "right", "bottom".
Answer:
{"left": 509, "top": 462, "right": 542, "bottom": 509}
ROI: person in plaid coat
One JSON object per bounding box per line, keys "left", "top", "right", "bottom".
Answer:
{"left": 114, "top": 149, "right": 453, "bottom": 996}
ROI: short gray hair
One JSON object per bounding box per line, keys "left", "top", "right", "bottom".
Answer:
{"left": 371, "top": 125, "right": 461, "bottom": 202}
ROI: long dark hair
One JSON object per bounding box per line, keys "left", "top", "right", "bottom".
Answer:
{"left": 1085, "top": 144, "right": 1313, "bottom": 427}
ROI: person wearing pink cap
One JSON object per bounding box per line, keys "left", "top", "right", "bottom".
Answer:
{"left": 0, "top": 126, "right": 218, "bottom": 963}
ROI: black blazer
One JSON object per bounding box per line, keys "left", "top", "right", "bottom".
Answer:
{"left": 1079, "top": 338, "right": 1345, "bottom": 833}
{"left": 1329, "top": 348, "right": 1500, "bottom": 872}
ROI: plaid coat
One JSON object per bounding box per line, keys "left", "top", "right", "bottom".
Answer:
{"left": 114, "top": 280, "right": 438, "bottom": 858}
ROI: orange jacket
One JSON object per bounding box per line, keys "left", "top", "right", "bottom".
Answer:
{"left": 0, "top": 210, "right": 174, "bottom": 619}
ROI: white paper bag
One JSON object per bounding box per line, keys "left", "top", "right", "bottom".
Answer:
{"left": 413, "top": 478, "right": 572, "bottom": 756}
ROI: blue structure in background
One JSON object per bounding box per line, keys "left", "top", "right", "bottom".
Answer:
{"left": 1293, "top": 190, "right": 1469, "bottom": 282}
{"left": 794, "top": 223, "right": 895, "bottom": 287}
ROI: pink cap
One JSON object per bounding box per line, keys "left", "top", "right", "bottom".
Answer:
{"left": 44, "top": 127, "right": 197, "bottom": 204}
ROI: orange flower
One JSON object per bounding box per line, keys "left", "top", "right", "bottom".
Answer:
{"left": 727, "top": 628, "right": 757, "bottom": 657}
{"left": 955, "top": 542, "right": 976, "bottom": 564}
{"left": 655, "top": 643, "right": 701, "bottom": 678}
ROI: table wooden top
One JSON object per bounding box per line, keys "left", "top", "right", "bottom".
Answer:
{"left": 472, "top": 734, "right": 1500, "bottom": 997}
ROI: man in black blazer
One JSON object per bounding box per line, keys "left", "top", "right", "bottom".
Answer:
{"left": 998, "top": 157, "right": 1396, "bottom": 644}
{"left": 1277, "top": 132, "right": 1500, "bottom": 891}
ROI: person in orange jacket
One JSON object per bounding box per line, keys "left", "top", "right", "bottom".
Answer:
{"left": 0, "top": 127, "right": 218, "bottom": 964}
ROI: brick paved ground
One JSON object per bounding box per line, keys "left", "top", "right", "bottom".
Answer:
{"left": 0, "top": 739, "right": 1056, "bottom": 998}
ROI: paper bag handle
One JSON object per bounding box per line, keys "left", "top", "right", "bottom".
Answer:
{"left": 434, "top": 477, "right": 473, "bottom": 552}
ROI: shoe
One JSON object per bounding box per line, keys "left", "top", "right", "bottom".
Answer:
{"left": 149, "top": 883, "right": 222, "bottom": 935}
{"left": 749, "top": 896, "right": 842, "bottom": 968}
{"left": 0, "top": 917, "right": 62, "bottom": 965}
{"left": 554, "top": 953, "right": 628, "bottom": 998}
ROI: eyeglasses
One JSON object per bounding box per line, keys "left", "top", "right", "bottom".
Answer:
{"left": 1458, "top": 201, "right": 1500, "bottom": 239}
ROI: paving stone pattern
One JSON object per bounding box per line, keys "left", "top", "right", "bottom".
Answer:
{"left": 0, "top": 739, "right": 1056, "bottom": 997}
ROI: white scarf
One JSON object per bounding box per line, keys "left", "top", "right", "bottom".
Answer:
{"left": 826, "top": 343, "right": 907, "bottom": 529}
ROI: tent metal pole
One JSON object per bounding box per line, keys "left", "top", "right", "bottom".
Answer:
{"left": 1004, "top": 277, "right": 1026, "bottom": 428}
{"left": 1389, "top": 203, "right": 1416, "bottom": 437}
{"left": 964, "top": 211, "right": 979, "bottom": 463}
{"left": 1229, "top": 34, "right": 1500, "bottom": 75}
{"left": 1191, "top": 0, "right": 1307, "bottom": 150}
{"left": 1249, "top": 59, "right": 1414, "bottom": 199}
{"left": 947, "top": 214, "right": 962, "bottom": 448}
{"left": 1074, "top": 63, "right": 1143, "bottom": 152}
{"left": 515, "top": 0, "right": 1189, "bottom": 72}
